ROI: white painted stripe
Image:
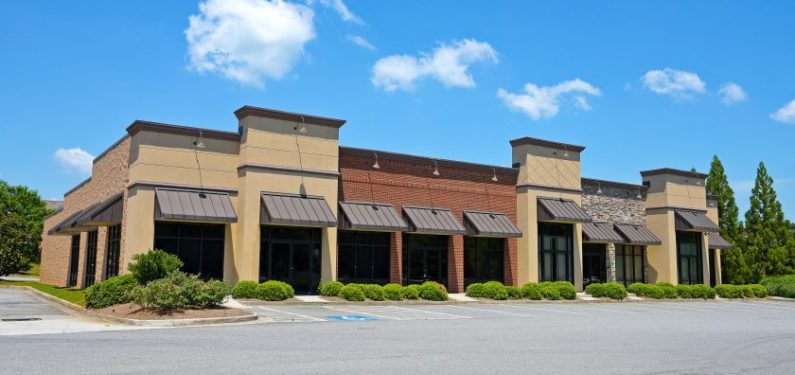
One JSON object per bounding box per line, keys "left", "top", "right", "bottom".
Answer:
{"left": 255, "top": 307, "right": 326, "bottom": 322}
{"left": 498, "top": 304, "right": 589, "bottom": 316}
{"left": 390, "top": 305, "right": 472, "bottom": 319}
{"left": 444, "top": 304, "right": 537, "bottom": 317}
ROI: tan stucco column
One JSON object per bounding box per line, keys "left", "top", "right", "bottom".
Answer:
{"left": 321, "top": 227, "right": 337, "bottom": 282}
{"left": 121, "top": 187, "right": 155, "bottom": 271}
{"left": 573, "top": 223, "right": 584, "bottom": 291}
{"left": 702, "top": 232, "right": 710, "bottom": 285}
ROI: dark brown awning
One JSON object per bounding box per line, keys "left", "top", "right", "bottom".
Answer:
{"left": 155, "top": 188, "right": 237, "bottom": 223}
{"left": 537, "top": 197, "right": 591, "bottom": 223}
{"left": 675, "top": 210, "right": 719, "bottom": 232}
{"left": 614, "top": 224, "right": 662, "bottom": 246}
{"left": 708, "top": 233, "right": 732, "bottom": 249}
{"left": 403, "top": 206, "right": 466, "bottom": 235}
{"left": 463, "top": 211, "right": 522, "bottom": 238}
{"left": 76, "top": 192, "right": 123, "bottom": 227}
{"left": 582, "top": 222, "right": 624, "bottom": 243}
{"left": 339, "top": 201, "right": 408, "bottom": 232}
{"left": 48, "top": 209, "right": 91, "bottom": 236}
{"left": 261, "top": 193, "right": 336, "bottom": 227}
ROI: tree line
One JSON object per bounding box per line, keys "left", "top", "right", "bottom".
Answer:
{"left": 0, "top": 180, "right": 50, "bottom": 276}
{"left": 707, "top": 157, "right": 795, "bottom": 284}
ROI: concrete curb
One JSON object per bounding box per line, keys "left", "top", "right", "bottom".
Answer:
{"left": 85, "top": 310, "right": 259, "bottom": 327}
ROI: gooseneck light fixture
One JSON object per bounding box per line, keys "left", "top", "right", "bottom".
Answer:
{"left": 372, "top": 152, "right": 380, "bottom": 169}
{"left": 432, "top": 160, "right": 440, "bottom": 176}
{"left": 193, "top": 131, "right": 207, "bottom": 198}
{"left": 562, "top": 145, "right": 569, "bottom": 158}
{"left": 294, "top": 115, "right": 308, "bottom": 133}
{"left": 193, "top": 131, "right": 205, "bottom": 149}
{"left": 491, "top": 168, "right": 498, "bottom": 182}
{"left": 596, "top": 182, "right": 603, "bottom": 195}
{"left": 636, "top": 187, "right": 643, "bottom": 200}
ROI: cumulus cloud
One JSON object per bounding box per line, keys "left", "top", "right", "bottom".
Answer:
{"left": 371, "top": 39, "right": 498, "bottom": 92}
{"left": 641, "top": 68, "right": 706, "bottom": 100}
{"left": 496, "top": 79, "right": 602, "bottom": 120}
{"left": 317, "top": 0, "right": 363, "bottom": 24}
{"left": 185, "top": 0, "right": 315, "bottom": 87}
{"left": 771, "top": 100, "right": 795, "bottom": 124}
{"left": 346, "top": 34, "right": 375, "bottom": 51}
{"left": 54, "top": 148, "right": 94, "bottom": 175}
{"left": 719, "top": 82, "right": 747, "bottom": 105}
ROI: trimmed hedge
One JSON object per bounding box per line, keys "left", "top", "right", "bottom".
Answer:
{"left": 129, "top": 271, "right": 231, "bottom": 311}
{"left": 628, "top": 283, "right": 678, "bottom": 299}
{"left": 256, "top": 280, "right": 294, "bottom": 301}
{"left": 539, "top": 281, "right": 576, "bottom": 300}
{"left": 360, "top": 284, "right": 385, "bottom": 301}
{"left": 318, "top": 281, "right": 344, "bottom": 297}
{"left": 761, "top": 275, "right": 795, "bottom": 298}
{"left": 339, "top": 284, "right": 365, "bottom": 301}
{"left": 585, "top": 282, "right": 627, "bottom": 300}
{"left": 232, "top": 280, "right": 259, "bottom": 299}
{"left": 465, "top": 283, "right": 486, "bottom": 298}
{"left": 520, "top": 283, "right": 543, "bottom": 300}
{"left": 418, "top": 281, "right": 448, "bottom": 301}
{"left": 505, "top": 286, "right": 523, "bottom": 300}
{"left": 540, "top": 285, "right": 561, "bottom": 300}
{"left": 403, "top": 284, "right": 420, "bottom": 300}
{"left": 85, "top": 274, "right": 139, "bottom": 308}
{"left": 383, "top": 283, "right": 405, "bottom": 301}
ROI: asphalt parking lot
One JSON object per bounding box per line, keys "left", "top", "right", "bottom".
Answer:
{"left": 2, "top": 296, "right": 795, "bottom": 374}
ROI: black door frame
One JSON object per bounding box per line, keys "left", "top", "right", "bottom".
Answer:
{"left": 402, "top": 234, "right": 448, "bottom": 287}
{"left": 67, "top": 234, "right": 80, "bottom": 287}
{"left": 538, "top": 223, "right": 574, "bottom": 282}
{"left": 260, "top": 226, "right": 322, "bottom": 294}
{"left": 708, "top": 248, "right": 717, "bottom": 287}
{"left": 582, "top": 243, "right": 606, "bottom": 287}
{"left": 676, "top": 231, "right": 703, "bottom": 285}
{"left": 83, "top": 230, "right": 98, "bottom": 288}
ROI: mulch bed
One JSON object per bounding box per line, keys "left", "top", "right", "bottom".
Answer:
{"left": 95, "top": 303, "right": 249, "bottom": 320}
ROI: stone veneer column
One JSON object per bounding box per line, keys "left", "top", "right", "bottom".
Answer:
{"left": 607, "top": 243, "right": 617, "bottom": 282}
{"left": 448, "top": 235, "right": 465, "bottom": 293}
{"left": 390, "top": 232, "right": 403, "bottom": 284}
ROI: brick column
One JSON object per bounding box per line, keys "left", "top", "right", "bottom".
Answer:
{"left": 389, "top": 232, "right": 403, "bottom": 284}
{"left": 607, "top": 243, "right": 617, "bottom": 282}
{"left": 448, "top": 235, "right": 465, "bottom": 293}
{"left": 505, "top": 238, "right": 518, "bottom": 286}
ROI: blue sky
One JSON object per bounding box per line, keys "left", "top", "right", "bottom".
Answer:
{"left": 1, "top": 0, "right": 794, "bottom": 218}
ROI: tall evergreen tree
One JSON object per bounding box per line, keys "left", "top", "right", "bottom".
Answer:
{"left": 706, "top": 156, "right": 748, "bottom": 283}
{"left": 743, "top": 162, "right": 794, "bottom": 282}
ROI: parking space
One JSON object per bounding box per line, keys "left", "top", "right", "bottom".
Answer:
{"left": 243, "top": 299, "right": 795, "bottom": 325}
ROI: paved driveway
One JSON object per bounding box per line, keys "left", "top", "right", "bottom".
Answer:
{"left": 0, "top": 288, "right": 134, "bottom": 336}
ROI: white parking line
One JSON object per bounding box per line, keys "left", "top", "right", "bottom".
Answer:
{"left": 391, "top": 305, "right": 472, "bottom": 319}
{"left": 322, "top": 306, "right": 403, "bottom": 320}
{"left": 444, "top": 304, "right": 538, "bottom": 318}
{"left": 498, "top": 304, "right": 590, "bottom": 316}
{"left": 650, "top": 303, "right": 725, "bottom": 313}
{"left": 573, "top": 305, "right": 637, "bottom": 314}
{"left": 256, "top": 307, "right": 326, "bottom": 322}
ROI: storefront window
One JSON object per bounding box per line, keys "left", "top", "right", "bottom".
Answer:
{"left": 338, "top": 231, "right": 390, "bottom": 285}
{"left": 538, "top": 223, "right": 573, "bottom": 282}
{"left": 615, "top": 244, "right": 645, "bottom": 286}
{"left": 464, "top": 237, "right": 505, "bottom": 286}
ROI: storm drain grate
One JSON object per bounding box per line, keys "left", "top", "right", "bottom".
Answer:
{"left": 2, "top": 317, "right": 42, "bottom": 322}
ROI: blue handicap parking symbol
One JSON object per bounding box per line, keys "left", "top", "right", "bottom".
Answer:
{"left": 325, "top": 315, "right": 378, "bottom": 321}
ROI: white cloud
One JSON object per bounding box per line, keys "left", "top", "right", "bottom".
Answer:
{"left": 371, "top": 39, "right": 498, "bottom": 92}
{"left": 346, "top": 34, "right": 375, "bottom": 51}
{"left": 54, "top": 148, "right": 94, "bottom": 175}
{"left": 496, "top": 79, "right": 602, "bottom": 120}
{"left": 719, "top": 82, "right": 747, "bottom": 105}
{"left": 317, "top": 0, "right": 363, "bottom": 24}
{"left": 185, "top": 0, "right": 315, "bottom": 87}
{"left": 641, "top": 68, "right": 706, "bottom": 100}
{"left": 771, "top": 100, "right": 795, "bottom": 124}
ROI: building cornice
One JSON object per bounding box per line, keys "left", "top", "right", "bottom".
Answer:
{"left": 646, "top": 206, "right": 708, "bottom": 214}
{"left": 517, "top": 183, "right": 582, "bottom": 195}
{"left": 640, "top": 168, "right": 708, "bottom": 180}
{"left": 127, "top": 120, "right": 241, "bottom": 142}
{"left": 582, "top": 177, "right": 648, "bottom": 192}
{"left": 234, "top": 105, "right": 346, "bottom": 128}
{"left": 340, "top": 146, "right": 517, "bottom": 175}
{"left": 236, "top": 163, "right": 340, "bottom": 178}
{"left": 509, "top": 137, "right": 586, "bottom": 152}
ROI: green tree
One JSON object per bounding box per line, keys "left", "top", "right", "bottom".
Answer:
{"left": 743, "top": 162, "right": 794, "bottom": 282}
{"left": 0, "top": 180, "right": 50, "bottom": 275}
{"left": 706, "top": 155, "right": 748, "bottom": 283}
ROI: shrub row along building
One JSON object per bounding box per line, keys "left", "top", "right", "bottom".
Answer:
{"left": 41, "top": 106, "right": 731, "bottom": 293}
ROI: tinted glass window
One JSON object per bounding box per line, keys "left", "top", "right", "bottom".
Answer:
{"left": 464, "top": 237, "right": 505, "bottom": 286}
{"left": 538, "top": 223, "right": 573, "bottom": 282}
{"left": 154, "top": 222, "right": 226, "bottom": 280}
{"left": 337, "top": 231, "right": 390, "bottom": 284}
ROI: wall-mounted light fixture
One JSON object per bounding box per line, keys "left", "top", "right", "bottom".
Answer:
{"left": 432, "top": 160, "right": 440, "bottom": 176}
{"left": 294, "top": 115, "right": 308, "bottom": 134}
{"left": 562, "top": 145, "right": 569, "bottom": 158}
{"left": 491, "top": 168, "right": 498, "bottom": 182}
{"left": 372, "top": 152, "right": 380, "bottom": 169}
{"left": 193, "top": 131, "right": 205, "bottom": 149}
{"left": 596, "top": 182, "right": 603, "bottom": 195}
{"left": 636, "top": 187, "right": 643, "bottom": 199}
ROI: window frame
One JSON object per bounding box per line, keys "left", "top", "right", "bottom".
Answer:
{"left": 337, "top": 230, "right": 391, "bottom": 285}
{"left": 463, "top": 236, "right": 505, "bottom": 286}
{"left": 538, "top": 223, "right": 574, "bottom": 283}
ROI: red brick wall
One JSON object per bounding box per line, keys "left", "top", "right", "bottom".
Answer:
{"left": 339, "top": 147, "right": 519, "bottom": 292}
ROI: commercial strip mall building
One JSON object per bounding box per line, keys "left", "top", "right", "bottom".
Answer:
{"left": 40, "top": 106, "right": 732, "bottom": 293}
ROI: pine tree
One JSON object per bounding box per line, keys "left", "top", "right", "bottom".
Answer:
{"left": 706, "top": 156, "right": 748, "bottom": 283}
{"left": 743, "top": 162, "right": 794, "bottom": 282}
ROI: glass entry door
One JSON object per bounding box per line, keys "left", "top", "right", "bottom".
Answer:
{"left": 677, "top": 231, "right": 703, "bottom": 285}
{"left": 403, "top": 234, "right": 448, "bottom": 287}
{"left": 260, "top": 227, "right": 322, "bottom": 294}
{"left": 582, "top": 244, "right": 606, "bottom": 287}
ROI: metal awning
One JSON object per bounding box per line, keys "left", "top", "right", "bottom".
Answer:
{"left": 537, "top": 197, "right": 591, "bottom": 223}
{"left": 155, "top": 188, "right": 237, "bottom": 223}
{"left": 708, "top": 233, "right": 732, "bottom": 249}
{"left": 675, "top": 210, "right": 719, "bottom": 232}
{"left": 339, "top": 201, "right": 408, "bottom": 232}
{"left": 614, "top": 224, "right": 662, "bottom": 246}
{"left": 48, "top": 209, "right": 91, "bottom": 235}
{"left": 463, "top": 211, "right": 522, "bottom": 238}
{"left": 403, "top": 206, "right": 466, "bottom": 235}
{"left": 261, "top": 192, "right": 336, "bottom": 227}
{"left": 76, "top": 192, "right": 124, "bottom": 227}
{"left": 582, "top": 222, "right": 624, "bottom": 243}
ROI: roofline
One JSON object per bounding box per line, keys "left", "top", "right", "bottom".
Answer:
{"left": 509, "top": 137, "right": 586, "bottom": 152}
{"left": 126, "top": 120, "right": 241, "bottom": 142}
{"left": 93, "top": 135, "right": 129, "bottom": 163}
{"left": 64, "top": 177, "right": 91, "bottom": 197}
{"left": 340, "top": 146, "right": 518, "bottom": 174}
{"left": 582, "top": 177, "right": 648, "bottom": 192}
{"left": 234, "top": 105, "right": 346, "bottom": 128}
{"left": 640, "top": 168, "right": 708, "bottom": 180}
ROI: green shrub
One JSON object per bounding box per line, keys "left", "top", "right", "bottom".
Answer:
{"left": 715, "top": 284, "right": 744, "bottom": 299}
{"left": 549, "top": 281, "right": 576, "bottom": 300}
{"left": 360, "top": 284, "right": 385, "bottom": 301}
{"left": 761, "top": 275, "right": 795, "bottom": 297}
{"left": 127, "top": 249, "right": 183, "bottom": 285}
{"left": 585, "top": 283, "right": 608, "bottom": 297}
{"left": 128, "top": 271, "right": 230, "bottom": 311}
{"left": 505, "top": 286, "right": 523, "bottom": 300}
{"left": 689, "top": 284, "right": 716, "bottom": 299}
{"left": 749, "top": 284, "right": 767, "bottom": 298}
{"left": 644, "top": 285, "right": 667, "bottom": 299}
{"left": 232, "top": 280, "right": 259, "bottom": 299}
{"left": 403, "top": 284, "right": 420, "bottom": 300}
{"left": 540, "top": 285, "right": 561, "bottom": 300}
{"left": 256, "top": 280, "right": 294, "bottom": 301}
{"left": 318, "top": 281, "right": 344, "bottom": 297}
{"left": 383, "top": 283, "right": 405, "bottom": 301}
{"left": 190, "top": 279, "right": 231, "bottom": 308}
{"left": 630, "top": 283, "right": 675, "bottom": 299}
{"left": 418, "top": 281, "right": 448, "bottom": 301}
{"left": 676, "top": 285, "right": 693, "bottom": 299}
{"left": 656, "top": 282, "right": 677, "bottom": 299}
{"left": 627, "top": 282, "right": 648, "bottom": 296}
{"left": 520, "top": 283, "right": 542, "bottom": 300}
{"left": 130, "top": 278, "right": 188, "bottom": 311}
{"left": 481, "top": 281, "right": 506, "bottom": 299}
{"left": 775, "top": 283, "right": 795, "bottom": 298}
{"left": 339, "top": 284, "right": 365, "bottom": 301}
{"left": 465, "top": 283, "right": 485, "bottom": 298}
{"left": 85, "top": 274, "right": 138, "bottom": 308}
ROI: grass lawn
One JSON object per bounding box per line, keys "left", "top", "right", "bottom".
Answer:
{"left": 0, "top": 280, "right": 85, "bottom": 307}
